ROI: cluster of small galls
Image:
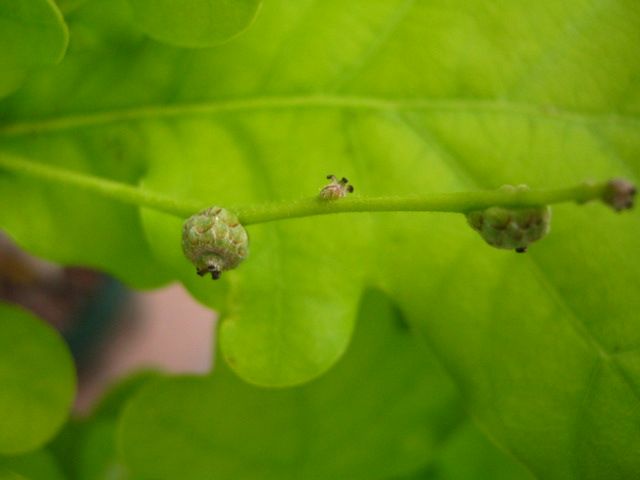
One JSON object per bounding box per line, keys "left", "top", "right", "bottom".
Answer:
{"left": 181, "top": 174, "right": 356, "bottom": 279}
{"left": 466, "top": 185, "right": 551, "bottom": 254}
{"left": 181, "top": 176, "right": 635, "bottom": 279}
{"left": 466, "top": 179, "right": 635, "bottom": 253}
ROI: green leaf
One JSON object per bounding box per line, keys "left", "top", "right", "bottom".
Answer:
{"left": 0, "top": 451, "right": 66, "bottom": 480}
{"left": 71, "top": 420, "right": 132, "bottom": 480}
{"left": 0, "top": 472, "right": 24, "bottom": 480}
{"left": 127, "top": 0, "right": 262, "bottom": 48}
{"left": 140, "top": 151, "right": 371, "bottom": 384}
{"left": 46, "top": 422, "right": 86, "bottom": 480}
{"left": 392, "top": 423, "right": 534, "bottom": 480}
{"left": 75, "top": 373, "right": 156, "bottom": 480}
{"left": 379, "top": 118, "right": 640, "bottom": 478}
{"left": 118, "top": 290, "right": 464, "bottom": 479}
{"left": 49, "top": 371, "right": 157, "bottom": 480}
{"left": 0, "top": 0, "right": 68, "bottom": 97}
{"left": 0, "top": 0, "right": 639, "bottom": 477}
{"left": 0, "top": 304, "right": 75, "bottom": 455}
{"left": 54, "top": 0, "right": 89, "bottom": 15}
{"left": 88, "top": 371, "right": 160, "bottom": 420}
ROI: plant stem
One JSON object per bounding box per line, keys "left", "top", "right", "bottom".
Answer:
{"left": 0, "top": 153, "right": 610, "bottom": 226}
{"left": 0, "top": 154, "right": 202, "bottom": 217}
{"left": 235, "top": 183, "right": 606, "bottom": 225}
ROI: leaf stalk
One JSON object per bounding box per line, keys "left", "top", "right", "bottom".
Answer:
{"left": 0, "top": 153, "right": 625, "bottom": 226}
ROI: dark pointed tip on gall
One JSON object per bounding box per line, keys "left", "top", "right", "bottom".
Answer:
{"left": 603, "top": 178, "right": 636, "bottom": 212}
{"left": 515, "top": 247, "right": 527, "bottom": 253}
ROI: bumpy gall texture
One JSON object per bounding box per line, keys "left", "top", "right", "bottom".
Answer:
{"left": 466, "top": 185, "right": 551, "bottom": 252}
{"left": 182, "top": 207, "right": 249, "bottom": 279}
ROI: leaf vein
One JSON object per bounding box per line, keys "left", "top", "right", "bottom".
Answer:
{"left": 2, "top": 95, "right": 637, "bottom": 138}
{"left": 525, "top": 256, "right": 640, "bottom": 405}
{"left": 329, "top": 0, "right": 417, "bottom": 92}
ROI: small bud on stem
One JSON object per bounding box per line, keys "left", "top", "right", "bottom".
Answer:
{"left": 319, "top": 174, "right": 354, "bottom": 200}
{"left": 602, "top": 178, "right": 636, "bottom": 212}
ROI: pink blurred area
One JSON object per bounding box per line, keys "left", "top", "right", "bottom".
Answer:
{"left": 1, "top": 231, "right": 215, "bottom": 414}
{"left": 74, "top": 283, "right": 215, "bottom": 413}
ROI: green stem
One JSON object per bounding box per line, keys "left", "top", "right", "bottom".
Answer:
{"left": 0, "top": 153, "right": 202, "bottom": 217}
{"left": 0, "top": 153, "right": 609, "bottom": 226}
{"left": 235, "top": 184, "right": 606, "bottom": 225}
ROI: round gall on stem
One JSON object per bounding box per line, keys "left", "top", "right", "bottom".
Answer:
{"left": 466, "top": 185, "right": 552, "bottom": 253}
{"left": 182, "top": 207, "right": 249, "bottom": 279}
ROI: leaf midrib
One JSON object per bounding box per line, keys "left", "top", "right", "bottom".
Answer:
{"left": 1, "top": 94, "right": 638, "bottom": 138}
